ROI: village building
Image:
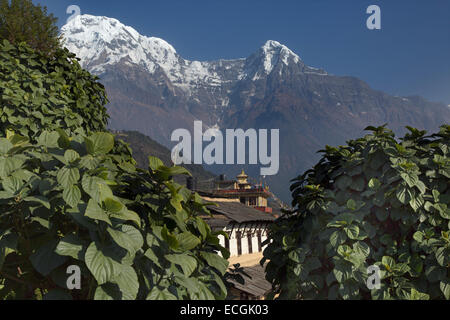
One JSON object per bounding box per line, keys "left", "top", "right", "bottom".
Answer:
{"left": 212, "top": 170, "right": 273, "bottom": 214}
{"left": 199, "top": 194, "right": 274, "bottom": 258}
{"left": 191, "top": 170, "right": 279, "bottom": 300}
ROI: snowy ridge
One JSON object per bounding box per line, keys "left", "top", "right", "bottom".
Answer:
{"left": 261, "top": 40, "right": 301, "bottom": 73}
{"left": 62, "top": 15, "right": 177, "bottom": 74}
{"left": 62, "top": 15, "right": 224, "bottom": 88}
{"left": 62, "top": 15, "right": 326, "bottom": 92}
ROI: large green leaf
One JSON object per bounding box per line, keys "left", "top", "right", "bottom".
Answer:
{"left": 396, "top": 186, "right": 410, "bottom": 204}
{"left": 55, "top": 234, "right": 85, "bottom": 260}
{"left": 333, "top": 259, "right": 352, "bottom": 283}
{"left": 353, "top": 241, "right": 370, "bottom": 258}
{"left": 196, "top": 217, "right": 210, "bottom": 240}
{"left": 400, "top": 173, "right": 419, "bottom": 189}
{"left": 37, "top": 131, "right": 60, "bottom": 148}
{"left": 107, "top": 225, "right": 143, "bottom": 254}
{"left": 165, "top": 253, "right": 198, "bottom": 277}
{"left": 30, "top": 240, "right": 68, "bottom": 276}
{"left": 57, "top": 167, "right": 80, "bottom": 188}
{"left": 82, "top": 175, "right": 113, "bottom": 203}
{"left": 330, "top": 230, "right": 347, "bottom": 248}
{"left": 176, "top": 232, "right": 201, "bottom": 251}
{"left": 104, "top": 197, "right": 124, "bottom": 213}
{"left": 114, "top": 264, "right": 139, "bottom": 300}
{"left": 435, "top": 247, "right": 449, "bottom": 267}
{"left": 409, "top": 288, "right": 430, "bottom": 300}
{"left": 85, "top": 199, "right": 112, "bottom": 226}
{"left": 85, "top": 132, "right": 114, "bottom": 155}
{"left": 0, "top": 157, "right": 25, "bottom": 177}
{"left": 144, "top": 247, "right": 163, "bottom": 268}
{"left": 85, "top": 242, "right": 118, "bottom": 285}
{"left": 121, "top": 225, "right": 144, "bottom": 251}
{"left": 0, "top": 138, "right": 14, "bottom": 154}
{"left": 2, "top": 176, "right": 23, "bottom": 194}
{"left": 200, "top": 252, "right": 228, "bottom": 275}
{"left": 440, "top": 280, "right": 450, "bottom": 300}
{"left": 344, "top": 225, "right": 360, "bottom": 240}
{"left": 109, "top": 209, "right": 141, "bottom": 228}
{"left": 148, "top": 156, "right": 164, "bottom": 171}
{"left": 288, "top": 248, "right": 307, "bottom": 263}
{"left": 64, "top": 150, "right": 80, "bottom": 164}
{"left": 435, "top": 203, "right": 450, "bottom": 219}
{"left": 368, "top": 178, "right": 381, "bottom": 190}
{"left": 63, "top": 185, "right": 81, "bottom": 208}
{"left": 161, "top": 226, "right": 179, "bottom": 250}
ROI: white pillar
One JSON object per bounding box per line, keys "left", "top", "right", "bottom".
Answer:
{"left": 252, "top": 235, "right": 259, "bottom": 253}
{"left": 229, "top": 230, "right": 237, "bottom": 257}
{"left": 242, "top": 231, "right": 249, "bottom": 255}
{"left": 218, "top": 234, "right": 225, "bottom": 257}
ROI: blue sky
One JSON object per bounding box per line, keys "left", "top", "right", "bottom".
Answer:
{"left": 36, "top": 0, "right": 450, "bottom": 104}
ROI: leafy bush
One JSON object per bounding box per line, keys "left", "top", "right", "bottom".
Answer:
{"left": 0, "top": 40, "right": 109, "bottom": 139}
{"left": 0, "top": 0, "right": 62, "bottom": 55}
{"left": 0, "top": 130, "right": 229, "bottom": 300}
{"left": 263, "top": 125, "right": 450, "bottom": 300}
{"left": 0, "top": 41, "right": 229, "bottom": 300}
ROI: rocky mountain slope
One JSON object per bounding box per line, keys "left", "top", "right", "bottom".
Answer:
{"left": 62, "top": 15, "right": 450, "bottom": 202}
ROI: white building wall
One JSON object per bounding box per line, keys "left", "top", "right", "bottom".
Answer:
{"left": 252, "top": 236, "right": 259, "bottom": 253}
{"left": 229, "top": 229, "right": 238, "bottom": 257}
{"left": 218, "top": 234, "right": 225, "bottom": 257}
{"left": 241, "top": 231, "right": 249, "bottom": 255}
{"left": 219, "top": 224, "right": 271, "bottom": 258}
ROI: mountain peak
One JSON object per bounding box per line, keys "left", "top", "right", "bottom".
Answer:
{"left": 61, "top": 14, "right": 178, "bottom": 74}
{"left": 242, "top": 40, "right": 303, "bottom": 79}
{"left": 62, "top": 15, "right": 325, "bottom": 88}
{"left": 261, "top": 40, "right": 300, "bottom": 60}
{"left": 262, "top": 40, "right": 289, "bottom": 51}
{"left": 63, "top": 14, "right": 143, "bottom": 46}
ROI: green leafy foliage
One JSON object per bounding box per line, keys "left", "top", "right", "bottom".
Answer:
{"left": 114, "top": 130, "right": 216, "bottom": 183}
{"left": 264, "top": 125, "right": 450, "bottom": 300}
{"left": 0, "top": 42, "right": 229, "bottom": 300}
{"left": 0, "top": 40, "right": 109, "bottom": 140}
{"left": 0, "top": 130, "right": 228, "bottom": 300}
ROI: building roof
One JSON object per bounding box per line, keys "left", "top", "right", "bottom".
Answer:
{"left": 206, "top": 201, "right": 276, "bottom": 224}
{"left": 210, "top": 188, "right": 271, "bottom": 198}
{"left": 237, "top": 169, "right": 248, "bottom": 178}
{"left": 228, "top": 264, "right": 272, "bottom": 298}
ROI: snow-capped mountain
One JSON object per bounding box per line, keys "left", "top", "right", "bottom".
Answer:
{"left": 62, "top": 15, "right": 227, "bottom": 89}
{"left": 62, "top": 15, "right": 179, "bottom": 75}
{"left": 62, "top": 15, "right": 325, "bottom": 92}
{"left": 62, "top": 15, "right": 450, "bottom": 202}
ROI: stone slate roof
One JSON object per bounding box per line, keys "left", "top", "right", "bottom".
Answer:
{"left": 228, "top": 264, "right": 272, "bottom": 298}
{"left": 206, "top": 201, "right": 276, "bottom": 224}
